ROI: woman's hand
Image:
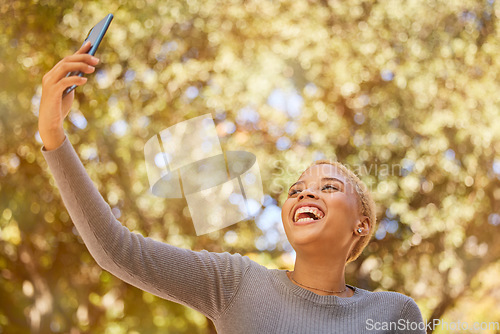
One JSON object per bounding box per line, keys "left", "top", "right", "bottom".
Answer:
{"left": 38, "top": 41, "right": 99, "bottom": 150}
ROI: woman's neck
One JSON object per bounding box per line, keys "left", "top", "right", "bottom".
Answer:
{"left": 287, "top": 258, "right": 353, "bottom": 297}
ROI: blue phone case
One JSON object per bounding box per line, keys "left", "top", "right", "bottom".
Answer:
{"left": 62, "top": 14, "right": 114, "bottom": 97}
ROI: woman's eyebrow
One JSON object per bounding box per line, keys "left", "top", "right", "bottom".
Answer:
{"left": 322, "top": 177, "right": 345, "bottom": 185}
{"left": 288, "top": 177, "right": 344, "bottom": 191}
{"left": 288, "top": 181, "right": 304, "bottom": 191}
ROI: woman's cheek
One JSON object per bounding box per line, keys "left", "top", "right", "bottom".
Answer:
{"left": 281, "top": 202, "right": 289, "bottom": 222}
{"left": 281, "top": 199, "right": 293, "bottom": 224}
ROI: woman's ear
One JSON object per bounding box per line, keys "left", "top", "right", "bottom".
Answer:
{"left": 355, "top": 216, "right": 370, "bottom": 236}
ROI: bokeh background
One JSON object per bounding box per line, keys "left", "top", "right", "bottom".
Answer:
{"left": 1, "top": 0, "right": 500, "bottom": 333}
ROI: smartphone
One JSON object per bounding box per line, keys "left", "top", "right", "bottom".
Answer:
{"left": 62, "top": 14, "right": 114, "bottom": 98}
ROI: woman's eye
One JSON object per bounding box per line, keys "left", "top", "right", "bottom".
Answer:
{"left": 288, "top": 185, "right": 339, "bottom": 196}
{"left": 323, "top": 185, "right": 340, "bottom": 191}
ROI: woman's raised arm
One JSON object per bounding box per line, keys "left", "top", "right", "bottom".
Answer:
{"left": 38, "top": 48, "right": 252, "bottom": 322}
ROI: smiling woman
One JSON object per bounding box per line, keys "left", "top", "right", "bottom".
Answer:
{"left": 38, "top": 45, "right": 425, "bottom": 333}
{"left": 282, "top": 161, "right": 377, "bottom": 297}
{"left": 285, "top": 160, "right": 377, "bottom": 263}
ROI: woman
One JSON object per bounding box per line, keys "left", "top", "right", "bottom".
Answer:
{"left": 39, "top": 43, "right": 425, "bottom": 333}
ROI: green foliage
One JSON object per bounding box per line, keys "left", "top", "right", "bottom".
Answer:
{"left": 1, "top": 0, "right": 499, "bottom": 333}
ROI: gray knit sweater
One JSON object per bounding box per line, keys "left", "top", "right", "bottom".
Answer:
{"left": 41, "top": 135, "right": 426, "bottom": 334}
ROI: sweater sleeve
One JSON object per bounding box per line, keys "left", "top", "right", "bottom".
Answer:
{"left": 399, "top": 297, "right": 426, "bottom": 334}
{"left": 40, "top": 134, "right": 252, "bottom": 321}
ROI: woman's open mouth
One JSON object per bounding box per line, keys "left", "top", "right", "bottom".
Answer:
{"left": 293, "top": 206, "right": 325, "bottom": 225}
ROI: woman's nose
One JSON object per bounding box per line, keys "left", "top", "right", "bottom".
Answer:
{"left": 298, "top": 189, "right": 319, "bottom": 200}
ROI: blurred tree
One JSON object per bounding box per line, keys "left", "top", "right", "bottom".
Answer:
{"left": 0, "top": 0, "right": 499, "bottom": 333}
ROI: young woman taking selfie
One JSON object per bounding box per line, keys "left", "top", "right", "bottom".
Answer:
{"left": 38, "top": 42, "right": 425, "bottom": 333}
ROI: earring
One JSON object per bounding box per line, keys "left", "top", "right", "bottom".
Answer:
{"left": 357, "top": 228, "right": 362, "bottom": 234}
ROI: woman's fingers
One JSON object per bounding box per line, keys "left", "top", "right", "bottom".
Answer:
{"left": 57, "top": 61, "right": 96, "bottom": 78}
{"left": 63, "top": 53, "right": 100, "bottom": 64}
{"left": 50, "top": 52, "right": 98, "bottom": 73}
{"left": 56, "top": 76, "right": 88, "bottom": 93}
{"left": 44, "top": 54, "right": 99, "bottom": 84}
{"left": 76, "top": 40, "right": 92, "bottom": 54}
{"left": 53, "top": 54, "right": 99, "bottom": 72}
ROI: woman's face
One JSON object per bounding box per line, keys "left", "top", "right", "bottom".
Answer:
{"left": 281, "top": 164, "right": 362, "bottom": 258}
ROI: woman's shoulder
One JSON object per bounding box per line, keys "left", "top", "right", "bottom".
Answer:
{"left": 355, "top": 287, "right": 423, "bottom": 319}
{"left": 355, "top": 286, "right": 417, "bottom": 305}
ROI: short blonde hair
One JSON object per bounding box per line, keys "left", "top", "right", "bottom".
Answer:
{"left": 301, "top": 160, "right": 377, "bottom": 263}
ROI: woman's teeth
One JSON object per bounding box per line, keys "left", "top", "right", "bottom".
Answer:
{"left": 295, "top": 217, "right": 317, "bottom": 223}
{"left": 294, "top": 206, "right": 325, "bottom": 222}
